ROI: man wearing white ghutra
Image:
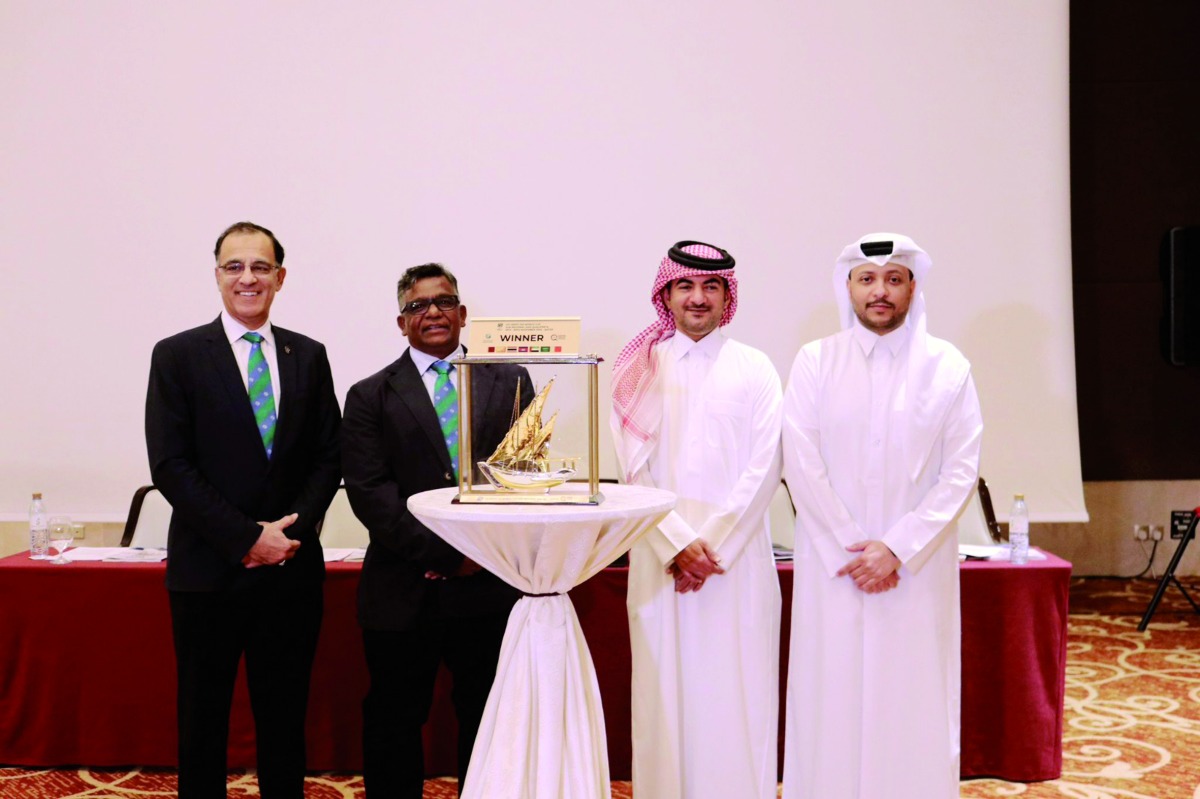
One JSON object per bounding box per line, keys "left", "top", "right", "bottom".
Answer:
{"left": 781, "top": 233, "right": 983, "bottom": 799}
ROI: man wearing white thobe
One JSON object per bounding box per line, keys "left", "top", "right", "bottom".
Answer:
{"left": 782, "top": 233, "right": 983, "bottom": 799}
{"left": 611, "top": 240, "right": 782, "bottom": 799}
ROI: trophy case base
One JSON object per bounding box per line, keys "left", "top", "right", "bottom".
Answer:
{"left": 453, "top": 488, "right": 604, "bottom": 506}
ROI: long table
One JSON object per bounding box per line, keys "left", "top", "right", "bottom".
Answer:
{"left": 0, "top": 551, "right": 1070, "bottom": 781}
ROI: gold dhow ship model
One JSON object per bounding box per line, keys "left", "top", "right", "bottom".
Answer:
{"left": 477, "top": 378, "right": 580, "bottom": 492}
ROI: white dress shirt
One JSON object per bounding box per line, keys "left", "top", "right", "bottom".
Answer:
{"left": 408, "top": 344, "right": 463, "bottom": 406}
{"left": 221, "top": 311, "right": 281, "bottom": 413}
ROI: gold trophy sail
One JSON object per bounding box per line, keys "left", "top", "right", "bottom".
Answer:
{"left": 478, "top": 378, "right": 579, "bottom": 492}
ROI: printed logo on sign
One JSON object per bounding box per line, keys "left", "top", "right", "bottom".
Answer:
{"left": 467, "top": 317, "right": 581, "bottom": 357}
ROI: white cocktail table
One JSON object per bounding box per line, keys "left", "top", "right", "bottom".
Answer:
{"left": 408, "top": 484, "right": 674, "bottom": 799}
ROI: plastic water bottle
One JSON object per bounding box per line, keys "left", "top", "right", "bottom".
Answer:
{"left": 29, "top": 492, "right": 49, "bottom": 560}
{"left": 1009, "top": 493, "right": 1029, "bottom": 565}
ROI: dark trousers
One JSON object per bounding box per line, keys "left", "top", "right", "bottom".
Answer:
{"left": 361, "top": 610, "right": 510, "bottom": 799}
{"left": 169, "top": 577, "right": 323, "bottom": 799}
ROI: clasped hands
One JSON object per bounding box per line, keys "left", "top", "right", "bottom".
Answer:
{"left": 242, "top": 514, "right": 482, "bottom": 578}
{"left": 242, "top": 513, "right": 302, "bottom": 568}
{"left": 668, "top": 538, "right": 724, "bottom": 593}
{"left": 837, "top": 540, "right": 902, "bottom": 594}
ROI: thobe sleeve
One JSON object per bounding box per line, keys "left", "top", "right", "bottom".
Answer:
{"left": 881, "top": 373, "right": 983, "bottom": 572}
{"left": 699, "top": 358, "right": 783, "bottom": 569}
{"left": 610, "top": 408, "right": 700, "bottom": 565}
{"left": 782, "top": 346, "right": 867, "bottom": 578}
{"left": 645, "top": 505, "right": 703, "bottom": 565}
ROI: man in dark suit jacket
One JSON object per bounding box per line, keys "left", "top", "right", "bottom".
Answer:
{"left": 145, "top": 221, "right": 341, "bottom": 799}
{"left": 342, "top": 263, "right": 531, "bottom": 799}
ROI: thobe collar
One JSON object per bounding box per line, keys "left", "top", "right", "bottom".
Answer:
{"left": 851, "top": 318, "right": 911, "bottom": 359}
{"left": 409, "top": 344, "right": 464, "bottom": 375}
{"left": 667, "top": 328, "right": 725, "bottom": 362}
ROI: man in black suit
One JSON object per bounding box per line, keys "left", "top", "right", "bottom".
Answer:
{"left": 145, "top": 221, "right": 341, "bottom": 799}
{"left": 342, "top": 263, "right": 531, "bottom": 798}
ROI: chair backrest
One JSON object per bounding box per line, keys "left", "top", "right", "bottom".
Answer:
{"left": 121, "top": 485, "right": 172, "bottom": 548}
{"left": 976, "top": 476, "right": 1005, "bottom": 542}
{"left": 956, "top": 477, "right": 1002, "bottom": 545}
{"left": 768, "top": 480, "right": 797, "bottom": 548}
{"left": 318, "top": 486, "right": 370, "bottom": 548}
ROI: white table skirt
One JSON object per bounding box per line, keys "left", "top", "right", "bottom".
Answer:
{"left": 408, "top": 484, "right": 675, "bottom": 799}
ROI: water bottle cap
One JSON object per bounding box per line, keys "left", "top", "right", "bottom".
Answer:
{"left": 1014, "top": 493, "right": 1024, "bottom": 500}
{"left": 32, "top": 492, "right": 42, "bottom": 500}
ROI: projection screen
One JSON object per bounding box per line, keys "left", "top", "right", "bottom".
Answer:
{"left": 0, "top": 1, "right": 1085, "bottom": 523}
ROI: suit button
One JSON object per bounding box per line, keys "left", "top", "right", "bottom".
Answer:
{"left": 444, "top": 472, "right": 453, "bottom": 481}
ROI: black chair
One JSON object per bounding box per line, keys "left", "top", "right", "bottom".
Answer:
{"left": 120, "top": 485, "right": 172, "bottom": 547}
{"left": 976, "top": 477, "right": 1004, "bottom": 543}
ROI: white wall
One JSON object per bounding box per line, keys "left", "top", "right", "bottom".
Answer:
{"left": 0, "top": 1, "right": 1083, "bottom": 523}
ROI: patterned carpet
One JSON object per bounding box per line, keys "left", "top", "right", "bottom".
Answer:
{"left": 960, "top": 576, "right": 1200, "bottom": 799}
{"left": 2, "top": 577, "right": 1197, "bottom": 799}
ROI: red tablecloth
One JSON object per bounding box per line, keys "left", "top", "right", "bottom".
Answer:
{"left": 580, "top": 555, "right": 1073, "bottom": 783}
{"left": 957, "top": 555, "right": 1072, "bottom": 780}
{"left": 0, "top": 558, "right": 381, "bottom": 771}
{"left": 0, "top": 551, "right": 1069, "bottom": 781}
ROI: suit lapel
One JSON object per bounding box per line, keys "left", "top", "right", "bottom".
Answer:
{"left": 203, "top": 316, "right": 268, "bottom": 464}
{"left": 469, "top": 357, "right": 500, "bottom": 455}
{"left": 389, "top": 351, "right": 454, "bottom": 475}
{"left": 272, "top": 326, "right": 298, "bottom": 460}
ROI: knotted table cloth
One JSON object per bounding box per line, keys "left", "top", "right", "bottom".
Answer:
{"left": 408, "top": 484, "right": 674, "bottom": 799}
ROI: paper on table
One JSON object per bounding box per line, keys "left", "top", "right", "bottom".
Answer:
{"left": 323, "top": 547, "right": 366, "bottom": 563}
{"left": 62, "top": 547, "right": 168, "bottom": 562}
{"left": 105, "top": 548, "right": 168, "bottom": 562}
{"left": 958, "top": 544, "right": 1048, "bottom": 562}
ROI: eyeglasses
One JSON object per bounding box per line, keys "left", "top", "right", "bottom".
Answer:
{"left": 402, "top": 295, "right": 460, "bottom": 316}
{"left": 218, "top": 261, "right": 279, "bottom": 276}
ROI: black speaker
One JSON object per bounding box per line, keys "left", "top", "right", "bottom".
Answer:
{"left": 1162, "top": 226, "right": 1200, "bottom": 366}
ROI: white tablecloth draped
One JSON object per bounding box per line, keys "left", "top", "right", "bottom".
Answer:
{"left": 408, "top": 484, "right": 675, "bottom": 799}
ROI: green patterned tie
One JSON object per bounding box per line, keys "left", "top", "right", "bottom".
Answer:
{"left": 431, "top": 360, "right": 459, "bottom": 480}
{"left": 243, "top": 332, "right": 276, "bottom": 459}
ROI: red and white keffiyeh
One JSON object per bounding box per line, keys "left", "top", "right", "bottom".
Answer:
{"left": 611, "top": 243, "right": 738, "bottom": 481}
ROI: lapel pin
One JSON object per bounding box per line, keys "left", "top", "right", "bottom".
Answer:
{"left": 284, "top": 345, "right": 292, "bottom": 355}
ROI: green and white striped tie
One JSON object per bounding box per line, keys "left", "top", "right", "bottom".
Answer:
{"left": 243, "top": 332, "right": 276, "bottom": 459}
{"left": 431, "top": 360, "right": 459, "bottom": 480}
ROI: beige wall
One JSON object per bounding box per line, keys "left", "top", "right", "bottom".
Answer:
{"left": 769, "top": 480, "right": 1198, "bottom": 578}
{"left": 1033, "top": 481, "right": 1200, "bottom": 578}
{"left": 0, "top": 521, "right": 126, "bottom": 558}
{"left": 4, "top": 481, "right": 1198, "bottom": 578}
